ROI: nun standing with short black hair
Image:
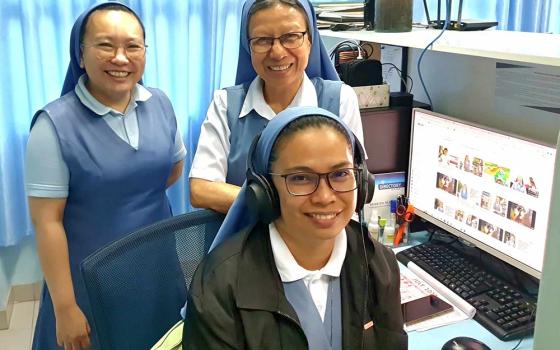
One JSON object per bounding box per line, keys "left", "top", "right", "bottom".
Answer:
{"left": 26, "top": 3, "right": 185, "bottom": 349}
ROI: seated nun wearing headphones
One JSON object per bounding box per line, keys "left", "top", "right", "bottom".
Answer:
{"left": 188, "top": 0, "right": 364, "bottom": 214}
{"left": 182, "top": 106, "right": 406, "bottom": 350}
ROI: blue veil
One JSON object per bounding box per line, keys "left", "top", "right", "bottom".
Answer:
{"left": 60, "top": 1, "right": 144, "bottom": 96}
{"left": 209, "top": 106, "right": 355, "bottom": 251}
{"left": 235, "top": 0, "right": 339, "bottom": 85}
{"left": 181, "top": 106, "right": 354, "bottom": 317}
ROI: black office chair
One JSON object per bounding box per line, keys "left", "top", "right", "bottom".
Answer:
{"left": 81, "top": 209, "right": 225, "bottom": 350}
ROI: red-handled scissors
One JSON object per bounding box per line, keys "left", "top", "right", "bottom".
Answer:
{"left": 394, "top": 196, "right": 415, "bottom": 246}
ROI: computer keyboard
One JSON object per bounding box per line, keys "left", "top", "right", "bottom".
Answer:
{"left": 396, "top": 242, "right": 536, "bottom": 341}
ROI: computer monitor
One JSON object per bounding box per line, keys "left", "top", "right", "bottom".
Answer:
{"left": 407, "top": 109, "right": 556, "bottom": 279}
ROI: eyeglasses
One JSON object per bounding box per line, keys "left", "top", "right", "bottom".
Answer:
{"left": 270, "top": 168, "right": 360, "bottom": 196}
{"left": 81, "top": 42, "right": 148, "bottom": 60}
{"left": 248, "top": 31, "right": 307, "bottom": 53}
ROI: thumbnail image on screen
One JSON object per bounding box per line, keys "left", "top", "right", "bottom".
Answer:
{"left": 408, "top": 109, "right": 556, "bottom": 277}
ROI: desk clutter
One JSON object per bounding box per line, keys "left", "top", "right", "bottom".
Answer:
{"left": 397, "top": 242, "right": 537, "bottom": 340}
{"left": 364, "top": 172, "right": 406, "bottom": 246}
{"left": 400, "top": 267, "right": 475, "bottom": 332}
{"left": 314, "top": 3, "right": 364, "bottom": 29}
{"left": 329, "top": 40, "right": 390, "bottom": 108}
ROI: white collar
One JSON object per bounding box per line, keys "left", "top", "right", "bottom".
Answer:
{"left": 269, "top": 222, "right": 347, "bottom": 283}
{"left": 239, "top": 73, "right": 318, "bottom": 120}
{"left": 74, "top": 74, "right": 151, "bottom": 116}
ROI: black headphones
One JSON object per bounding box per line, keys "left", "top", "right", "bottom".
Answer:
{"left": 246, "top": 129, "right": 375, "bottom": 224}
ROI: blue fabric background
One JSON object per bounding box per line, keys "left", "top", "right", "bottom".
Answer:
{"left": 0, "top": 0, "right": 557, "bottom": 246}
{"left": 0, "top": 0, "right": 243, "bottom": 246}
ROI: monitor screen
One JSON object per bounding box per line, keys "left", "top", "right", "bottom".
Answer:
{"left": 408, "top": 109, "right": 556, "bottom": 279}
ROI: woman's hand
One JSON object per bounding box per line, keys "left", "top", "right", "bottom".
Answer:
{"left": 30, "top": 196, "right": 90, "bottom": 349}
{"left": 55, "top": 303, "right": 91, "bottom": 350}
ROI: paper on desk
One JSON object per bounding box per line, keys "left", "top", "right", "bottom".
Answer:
{"left": 400, "top": 268, "right": 437, "bottom": 304}
{"left": 401, "top": 263, "right": 476, "bottom": 332}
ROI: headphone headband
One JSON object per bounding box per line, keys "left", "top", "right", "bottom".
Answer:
{"left": 246, "top": 123, "right": 374, "bottom": 224}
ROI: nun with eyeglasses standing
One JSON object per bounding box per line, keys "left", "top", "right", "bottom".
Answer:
{"left": 189, "top": 0, "right": 364, "bottom": 214}
{"left": 26, "top": 3, "right": 186, "bottom": 349}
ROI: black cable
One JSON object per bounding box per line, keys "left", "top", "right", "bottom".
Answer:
{"left": 360, "top": 42, "right": 376, "bottom": 59}
{"left": 329, "top": 42, "right": 358, "bottom": 59}
{"left": 509, "top": 305, "right": 536, "bottom": 350}
{"left": 329, "top": 41, "right": 363, "bottom": 61}
{"left": 329, "top": 42, "right": 360, "bottom": 64}
{"left": 358, "top": 208, "right": 370, "bottom": 350}
{"left": 381, "top": 63, "right": 414, "bottom": 93}
{"left": 428, "top": 227, "right": 435, "bottom": 241}
{"left": 332, "top": 41, "right": 416, "bottom": 94}
{"left": 330, "top": 40, "right": 382, "bottom": 66}
{"left": 510, "top": 336, "right": 524, "bottom": 350}
{"left": 428, "top": 228, "right": 458, "bottom": 245}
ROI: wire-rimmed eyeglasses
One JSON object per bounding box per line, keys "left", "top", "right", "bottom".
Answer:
{"left": 80, "top": 42, "right": 148, "bottom": 60}
{"left": 270, "top": 168, "right": 360, "bottom": 196}
{"left": 248, "top": 31, "right": 307, "bottom": 53}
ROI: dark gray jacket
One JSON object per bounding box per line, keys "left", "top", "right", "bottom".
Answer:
{"left": 183, "top": 221, "right": 407, "bottom": 349}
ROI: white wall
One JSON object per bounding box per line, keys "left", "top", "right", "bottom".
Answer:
{"left": 0, "top": 236, "right": 42, "bottom": 310}
{"left": 407, "top": 48, "right": 560, "bottom": 145}
{"left": 534, "top": 132, "right": 560, "bottom": 349}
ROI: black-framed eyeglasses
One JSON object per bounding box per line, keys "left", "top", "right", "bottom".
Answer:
{"left": 80, "top": 42, "right": 148, "bottom": 60}
{"left": 248, "top": 31, "right": 307, "bottom": 53}
{"left": 270, "top": 168, "right": 360, "bottom": 196}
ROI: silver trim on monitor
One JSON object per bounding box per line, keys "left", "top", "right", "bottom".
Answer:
{"left": 407, "top": 108, "right": 555, "bottom": 280}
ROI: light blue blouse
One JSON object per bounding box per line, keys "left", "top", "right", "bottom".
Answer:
{"left": 26, "top": 75, "right": 186, "bottom": 198}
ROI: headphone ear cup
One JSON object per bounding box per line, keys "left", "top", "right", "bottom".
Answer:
{"left": 355, "top": 164, "right": 370, "bottom": 212}
{"left": 245, "top": 133, "right": 280, "bottom": 224}
{"left": 365, "top": 172, "right": 375, "bottom": 204}
{"left": 353, "top": 137, "right": 373, "bottom": 213}
{"left": 246, "top": 172, "right": 280, "bottom": 224}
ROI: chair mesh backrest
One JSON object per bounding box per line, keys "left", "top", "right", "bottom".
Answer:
{"left": 81, "top": 209, "right": 224, "bottom": 350}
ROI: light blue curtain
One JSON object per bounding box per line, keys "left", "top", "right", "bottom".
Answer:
{"left": 414, "top": 0, "right": 560, "bottom": 33}
{"left": 0, "top": 0, "right": 243, "bottom": 247}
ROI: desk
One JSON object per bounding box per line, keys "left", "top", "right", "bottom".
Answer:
{"left": 399, "top": 233, "right": 534, "bottom": 349}
{"left": 408, "top": 318, "right": 533, "bottom": 350}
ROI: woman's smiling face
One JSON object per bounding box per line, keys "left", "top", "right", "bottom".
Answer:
{"left": 271, "top": 125, "right": 356, "bottom": 248}
{"left": 248, "top": 3, "right": 311, "bottom": 92}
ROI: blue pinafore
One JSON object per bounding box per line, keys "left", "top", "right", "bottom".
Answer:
{"left": 284, "top": 278, "right": 343, "bottom": 350}
{"left": 31, "top": 88, "right": 177, "bottom": 349}
{"left": 224, "top": 77, "right": 342, "bottom": 186}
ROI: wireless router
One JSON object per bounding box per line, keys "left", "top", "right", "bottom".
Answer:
{"left": 423, "top": 0, "right": 498, "bottom": 31}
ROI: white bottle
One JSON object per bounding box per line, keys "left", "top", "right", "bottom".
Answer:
{"left": 384, "top": 225, "right": 395, "bottom": 246}
{"left": 367, "top": 210, "right": 380, "bottom": 242}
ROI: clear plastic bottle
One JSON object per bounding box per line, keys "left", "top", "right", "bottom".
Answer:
{"left": 384, "top": 225, "right": 395, "bottom": 246}
{"left": 368, "top": 220, "right": 380, "bottom": 242}
{"left": 378, "top": 217, "right": 387, "bottom": 244}
{"left": 367, "top": 209, "right": 379, "bottom": 241}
